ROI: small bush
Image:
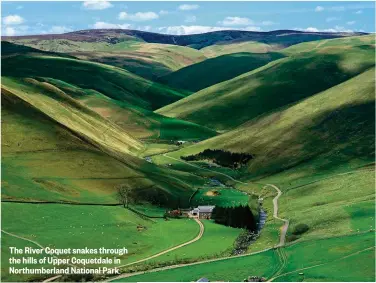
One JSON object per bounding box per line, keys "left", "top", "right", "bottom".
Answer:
{"left": 286, "top": 234, "right": 300, "bottom": 242}
{"left": 292, "top": 223, "right": 309, "bottom": 235}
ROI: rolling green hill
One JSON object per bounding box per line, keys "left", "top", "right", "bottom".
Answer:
{"left": 2, "top": 80, "right": 209, "bottom": 206}
{"left": 3, "top": 39, "right": 206, "bottom": 80}
{"left": 2, "top": 42, "right": 216, "bottom": 141}
{"left": 159, "top": 52, "right": 284, "bottom": 92}
{"left": 165, "top": 67, "right": 375, "bottom": 181}
{"left": 32, "top": 76, "right": 216, "bottom": 140}
{"left": 157, "top": 35, "right": 375, "bottom": 131}
{"left": 2, "top": 41, "right": 189, "bottom": 110}
{"left": 1, "top": 43, "right": 214, "bottom": 206}
{"left": 201, "top": 41, "right": 278, "bottom": 57}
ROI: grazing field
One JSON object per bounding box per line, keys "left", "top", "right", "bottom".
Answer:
{"left": 273, "top": 232, "right": 375, "bottom": 282}
{"left": 278, "top": 169, "right": 375, "bottom": 241}
{"left": 116, "top": 249, "right": 279, "bottom": 282}
{"left": 190, "top": 188, "right": 249, "bottom": 207}
{"left": 151, "top": 220, "right": 241, "bottom": 264}
{"left": 1, "top": 233, "right": 53, "bottom": 282}
{"left": 1, "top": 203, "right": 200, "bottom": 266}
{"left": 116, "top": 232, "right": 374, "bottom": 282}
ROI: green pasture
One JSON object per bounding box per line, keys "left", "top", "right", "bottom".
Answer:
{"left": 190, "top": 188, "right": 249, "bottom": 207}
{"left": 117, "top": 232, "right": 375, "bottom": 282}
{"left": 1, "top": 203, "right": 200, "bottom": 265}
{"left": 152, "top": 220, "right": 241, "bottom": 263}
{"left": 116, "top": 249, "right": 279, "bottom": 282}
{"left": 278, "top": 169, "right": 375, "bottom": 241}
{"left": 1, "top": 233, "right": 53, "bottom": 282}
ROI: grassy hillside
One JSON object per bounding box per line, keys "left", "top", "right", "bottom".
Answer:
{"left": 36, "top": 77, "right": 216, "bottom": 140}
{"left": 165, "top": 67, "right": 375, "bottom": 181}
{"left": 201, "top": 41, "right": 278, "bottom": 57}
{"left": 200, "top": 32, "right": 364, "bottom": 57}
{"left": 159, "top": 52, "right": 284, "bottom": 92}
{"left": 3, "top": 39, "right": 206, "bottom": 80}
{"left": 281, "top": 34, "right": 376, "bottom": 55}
{"left": 2, "top": 76, "right": 213, "bottom": 207}
{"left": 2, "top": 42, "right": 216, "bottom": 141}
{"left": 157, "top": 35, "right": 375, "bottom": 131}
{"left": 2, "top": 42, "right": 188, "bottom": 110}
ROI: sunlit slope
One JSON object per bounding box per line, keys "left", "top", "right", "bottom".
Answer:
{"left": 281, "top": 34, "right": 375, "bottom": 55}
{"left": 2, "top": 42, "right": 187, "bottom": 110}
{"left": 2, "top": 42, "right": 215, "bottom": 141}
{"left": 2, "top": 77, "right": 142, "bottom": 155}
{"left": 201, "top": 41, "right": 278, "bottom": 57}
{"left": 159, "top": 52, "right": 284, "bottom": 92}
{"left": 1, "top": 79, "right": 204, "bottom": 206}
{"left": 2, "top": 86, "right": 143, "bottom": 203}
{"left": 18, "top": 76, "right": 215, "bottom": 141}
{"left": 168, "top": 68, "right": 375, "bottom": 181}
{"left": 70, "top": 42, "right": 206, "bottom": 80}
{"left": 199, "top": 31, "right": 355, "bottom": 55}
{"left": 157, "top": 38, "right": 375, "bottom": 130}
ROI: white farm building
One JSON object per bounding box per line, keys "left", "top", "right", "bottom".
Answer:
{"left": 190, "top": 206, "right": 215, "bottom": 219}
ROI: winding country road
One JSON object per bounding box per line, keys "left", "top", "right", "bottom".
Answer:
{"left": 2, "top": 219, "right": 204, "bottom": 283}
{"left": 3, "top": 154, "right": 287, "bottom": 283}
{"left": 265, "top": 184, "right": 290, "bottom": 247}
{"left": 107, "top": 155, "right": 289, "bottom": 281}
{"left": 1, "top": 229, "right": 45, "bottom": 249}
{"left": 117, "top": 218, "right": 204, "bottom": 268}
{"left": 110, "top": 246, "right": 273, "bottom": 281}
{"left": 1, "top": 229, "right": 64, "bottom": 283}
{"left": 163, "top": 154, "right": 289, "bottom": 246}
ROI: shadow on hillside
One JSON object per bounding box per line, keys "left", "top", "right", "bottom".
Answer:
{"left": 156, "top": 52, "right": 285, "bottom": 92}
{"left": 178, "top": 47, "right": 375, "bottom": 130}
{"left": 249, "top": 100, "right": 375, "bottom": 180}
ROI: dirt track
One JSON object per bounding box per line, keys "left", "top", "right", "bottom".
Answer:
{"left": 118, "top": 218, "right": 204, "bottom": 268}
{"left": 108, "top": 156, "right": 288, "bottom": 282}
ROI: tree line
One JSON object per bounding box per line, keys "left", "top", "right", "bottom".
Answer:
{"left": 181, "top": 149, "right": 253, "bottom": 169}
{"left": 211, "top": 205, "right": 257, "bottom": 231}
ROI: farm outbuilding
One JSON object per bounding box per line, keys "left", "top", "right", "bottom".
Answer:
{"left": 190, "top": 206, "right": 215, "bottom": 219}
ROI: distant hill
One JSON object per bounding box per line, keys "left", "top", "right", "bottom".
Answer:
{"left": 3, "top": 29, "right": 366, "bottom": 50}
{"left": 158, "top": 52, "right": 284, "bottom": 92}
{"left": 157, "top": 35, "right": 375, "bottom": 131}
{"left": 2, "top": 41, "right": 188, "bottom": 110}
{"left": 2, "top": 41, "right": 216, "bottom": 141}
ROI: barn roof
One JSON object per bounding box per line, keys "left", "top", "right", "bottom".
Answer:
{"left": 197, "top": 206, "right": 215, "bottom": 213}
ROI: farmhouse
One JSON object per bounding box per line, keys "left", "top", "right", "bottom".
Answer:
{"left": 190, "top": 206, "right": 215, "bottom": 219}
